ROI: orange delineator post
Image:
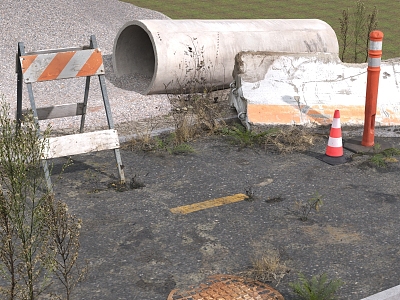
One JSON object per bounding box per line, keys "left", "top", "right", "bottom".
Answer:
{"left": 362, "top": 30, "right": 384, "bottom": 147}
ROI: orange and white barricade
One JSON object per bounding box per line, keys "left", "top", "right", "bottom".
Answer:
{"left": 16, "top": 35, "right": 125, "bottom": 190}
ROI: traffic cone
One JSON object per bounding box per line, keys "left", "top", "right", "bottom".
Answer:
{"left": 320, "top": 110, "right": 347, "bottom": 165}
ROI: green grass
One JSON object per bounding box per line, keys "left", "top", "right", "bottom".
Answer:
{"left": 121, "top": 0, "right": 400, "bottom": 59}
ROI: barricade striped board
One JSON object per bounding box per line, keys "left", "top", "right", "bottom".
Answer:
{"left": 20, "top": 48, "right": 104, "bottom": 83}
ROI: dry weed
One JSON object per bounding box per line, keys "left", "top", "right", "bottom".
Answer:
{"left": 264, "top": 126, "right": 319, "bottom": 153}
{"left": 243, "top": 249, "right": 290, "bottom": 285}
{"left": 170, "top": 90, "right": 227, "bottom": 143}
{"left": 166, "top": 37, "right": 229, "bottom": 144}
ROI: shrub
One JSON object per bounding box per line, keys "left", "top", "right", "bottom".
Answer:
{"left": 339, "top": 1, "right": 378, "bottom": 63}
{"left": 0, "top": 99, "right": 87, "bottom": 299}
{"left": 290, "top": 273, "right": 343, "bottom": 300}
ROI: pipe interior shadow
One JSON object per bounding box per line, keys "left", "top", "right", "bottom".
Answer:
{"left": 103, "top": 54, "right": 152, "bottom": 94}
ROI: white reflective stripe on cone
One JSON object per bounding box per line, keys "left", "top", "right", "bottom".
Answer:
{"left": 328, "top": 137, "right": 342, "bottom": 147}
{"left": 332, "top": 118, "right": 341, "bottom": 128}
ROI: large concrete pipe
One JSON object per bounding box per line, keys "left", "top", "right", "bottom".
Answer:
{"left": 112, "top": 19, "right": 339, "bottom": 95}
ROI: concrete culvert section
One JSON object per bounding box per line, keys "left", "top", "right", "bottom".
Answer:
{"left": 112, "top": 19, "right": 339, "bottom": 95}
{"left": 113, "top": 23, "right": 156, "bottom": 78}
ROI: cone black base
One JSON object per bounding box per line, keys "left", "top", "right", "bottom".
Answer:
{"left": 318, "top": 154, "right": 349, "bottom": 166}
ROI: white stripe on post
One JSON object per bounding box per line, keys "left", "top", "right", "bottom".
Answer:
{"left": 368, "top": 57, "right": 381, "bottom": 67}
{"left": 369, "top": 40, "right": 382, "bottom": 50}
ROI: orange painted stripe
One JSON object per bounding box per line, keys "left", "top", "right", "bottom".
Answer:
{"left": 76, "top": 49, "right": 103, "bottom": 77}
{"left": 247, "top": 104, "right": 369, "bottom": 125}
{"left": 247, "top": 104, "right": 302, "bottom": 124}
{"left": 37, "top": 51, "right": 76, "bottom": 82}
{"left": 20, "top": 55, "right": 38, "bottom": 74}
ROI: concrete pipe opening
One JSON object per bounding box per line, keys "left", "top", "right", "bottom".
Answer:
{"left": 112, "top": 21, "right": 155, "bottom": 79}
{"left": 112, "top": 19, "right": 339, "bottom": 95}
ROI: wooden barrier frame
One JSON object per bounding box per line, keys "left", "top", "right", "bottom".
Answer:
{"left": 16, "top": 35, "right": 125, "bottom": 191}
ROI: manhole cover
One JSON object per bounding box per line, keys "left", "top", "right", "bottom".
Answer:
{"left": 167, "top": 274, "right": 284, "bottom": 300}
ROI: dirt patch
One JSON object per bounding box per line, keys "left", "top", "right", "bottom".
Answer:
{"left": 302, "top": 225, "right": 362, "bottom": 244}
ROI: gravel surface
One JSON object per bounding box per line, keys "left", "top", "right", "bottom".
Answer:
{"left": 0, "top": 0, "right": 171, "bottom": 134}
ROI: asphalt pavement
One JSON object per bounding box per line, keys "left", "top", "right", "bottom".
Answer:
{"left": 50, "top": 133, "right": 400, "bottom": 299}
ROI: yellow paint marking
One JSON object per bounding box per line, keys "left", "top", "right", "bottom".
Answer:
{"left": 170, "top": 193, "right": 249, "bottom": 214}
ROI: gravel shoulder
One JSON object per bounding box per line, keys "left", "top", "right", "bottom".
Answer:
{"left": 0, "top": 0, "right": 171, "bottom": 133}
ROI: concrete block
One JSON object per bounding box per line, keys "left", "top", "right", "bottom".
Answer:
{"left": 360, "top": 285, "right": 400, "bottom": 300}
{"left": 231, "top": 51, "right": 400, "bottom": 128}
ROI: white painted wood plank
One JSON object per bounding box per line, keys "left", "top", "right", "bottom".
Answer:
{"left": 23, "top": 103, "right": 85, "bottom": 120}
{"left": 43, "top": 129, "right": 120, "bottom": 159}
{"left": 25, "top": 47, "right": 85, "bottom": 55}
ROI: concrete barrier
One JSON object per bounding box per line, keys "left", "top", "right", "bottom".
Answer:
{"left": 112, "top": 19, "right": 338, "bottom": 95}
{"left": 360, "top": 285, "right": 400, "bottom": 300}
{"left": 230, "top": 51, "right": 400, "bottom": 128}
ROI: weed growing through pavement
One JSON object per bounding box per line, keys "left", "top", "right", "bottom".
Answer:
{"left": 166, "top": 142, "right": 195, "bottom": 155}
{"left": 124, "top": 129, "right": 195, "bottom": 155}
{"left": 295, "top": 192, "right": 323, "bottom": 221}
{"left": 368, "top": 147, "right": 400, "bottom": 168}
{"left": 107, "top": 172, "right": 149, "bottom": 191}
{"left": 372, "top": 142, "right": 382, "bottom": 152}
{"left": 369, "top": 153, "right": 388, "bottom": 168}
{"left": 244, "top": 181, "right": 256, "bottom": 201}
{"left": 129, "top": 174, "right": 147, "bottom": 189}
{"left": 153, "top": 133, "right": 195, "bottom": 154}
{"left": 221, "top": 124, "right": 274, "bottom": 148}
{"left": 221, "top": 124, "right": 318, "bottom": 153}
{"left": 351, "top": 144, "right": 400, "bottom": 168}
{"left": 289, "top": 272, "right": 343, "bottom": 300}
{"left": 243, "top": 249, "right": 290, "bottom": 286}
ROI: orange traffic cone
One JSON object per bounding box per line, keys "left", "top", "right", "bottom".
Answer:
{"left": 326, "top": 110, "right": 343, "bottom": 157}
{"left": 320, "top": 110, "right": 347, "bottom": 165}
